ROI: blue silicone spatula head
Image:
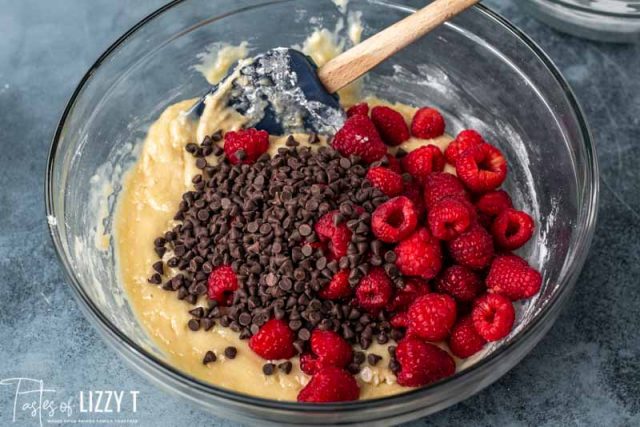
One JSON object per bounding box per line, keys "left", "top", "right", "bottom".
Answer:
{"left": 188, "top": 48, "right": 345, "bottom": 135}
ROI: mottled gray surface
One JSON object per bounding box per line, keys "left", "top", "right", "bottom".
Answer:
{"left": 0, "top": 0, "right": 638, "bottom": 426}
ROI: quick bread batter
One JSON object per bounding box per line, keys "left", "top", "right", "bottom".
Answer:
{"left": 115, "top": 34, "right": 455, "bottom": 400}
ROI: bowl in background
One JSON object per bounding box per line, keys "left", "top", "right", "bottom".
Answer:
{"left": 45, "top": 0, "right": 598, "bottom": 424}
{"left": 521, "top": 0, "right": 640, "bottom": 43}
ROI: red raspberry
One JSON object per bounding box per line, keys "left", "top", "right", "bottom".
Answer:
{"left": 332, "top": 114, "right": 387, "bottom": 163}
{"left": 444, "top": 129, "right": 484, "bottom": 166}
{"left": 371, "top": 106, "right": 410, "bottom": 146}
{"left": 395, "top": 227, "right": 443, "bottom": 279}
{"left": 314, "top": 211, "right": 352, "bottom": 260}
{"left": 385, "top": 155, "right": 403, "bottom": 174}
{"left": 491, "top": 208, "right": 535, "bottom": 250}
{"left": 448, "top": 315, "right": 486, "bottom": 358}
{"left": 447, "top": 224, "right": 494, "bottom": 270}
{"left": 310, "top": 330, "right": 353, "bottom": 371}
{"left": 456, "top": 143, "right": 507, "bottom": 193}
{"left": 486, "top": 254, "right": 542, "bottom": 300}
{"left": 366, "top": 166, "right": 404, "bottom": 196}
{"left": 395, "top": 337, "right": 455, "bottom": 387}
{"left": 402, "top": 145, "right": 445, "bottom": 183}
{"left": 423, "top": 172, "right": 469, "bottom": 210}
{"left": 387, "top": 277, "right": 430, "bottom": 312}
{"left": 300, "top": 353, "right": 321, "bottom": 375}
{"left": 355, "top": 267, "right": 393, "bottom": 313}
{"left": 475, "top": 190, "right": 513, "bottom": 217}
{"left": 403, "top": 180, "right": 425, "bottom": 217}
{"left": 346, "top": 102, "right": 369, "bottom": 118}
{"left": 207, "top": 265, "right": 238, "bottom": 305}
{"left": 297, "top": 367, "right": 360, "bottom": 402}
{"left": 249, "top": 319, "right": 297, "bottom": 360}
{"left": 390, "top": 311, "right": 409, "bottom": 329}
{"left": 428, "top": 197, "right": 474, "bottom": 241}
{"left": 411, "top": 107, "right": 446, "bottom": 139}
{"left": 406, "top": 293, "right": 457, "bottom": 341}
{"left": 318, "top": 269, "right": 352, "bottom": 300}
{"left": 371, "top": 196, "right": 418, "bottom": 243}
{"left": 223, "top": 128, "right": 269, "bottom": 165}
{"left": 472, "top": 293, "right": 515, "bottom": 341}
{"left": 435, "top": 265, "right": 483, "bottom": 302}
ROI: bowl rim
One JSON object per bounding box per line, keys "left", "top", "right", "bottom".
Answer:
{"left": 45, "top": 0, "right": 599, "bottom": 414}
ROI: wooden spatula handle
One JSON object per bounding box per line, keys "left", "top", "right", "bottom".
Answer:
{"left": 317, "top": 0, "right": 479, "bottom": 94}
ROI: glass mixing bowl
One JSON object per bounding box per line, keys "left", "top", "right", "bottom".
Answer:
{"left": 45, "top": 0, "right": 598, "bottom": 424}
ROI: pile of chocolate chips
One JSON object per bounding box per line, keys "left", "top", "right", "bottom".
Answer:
{"left": 148, "top": 133, "right": 406, "bottom": 356}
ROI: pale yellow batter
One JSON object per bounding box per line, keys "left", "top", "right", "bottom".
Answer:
{"left": 115, "top": 35, "right": 456, "bottom": 401}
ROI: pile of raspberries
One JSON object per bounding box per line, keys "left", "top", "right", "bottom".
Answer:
{"left": 151, "top": 102, "right": 542, "bottom": 403}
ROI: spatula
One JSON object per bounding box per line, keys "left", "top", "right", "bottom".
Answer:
{"left": 188, "top": 0, "right": 478, "bottom": 135}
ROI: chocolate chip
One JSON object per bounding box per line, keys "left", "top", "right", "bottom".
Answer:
{"left": 188, "top": 319, "right": 201, "bottom": 331}
{"left": 189, "top": 307, "right": 205, "bottom": 318}
{"left": 347, "top": 363, "right": 361, "bottom": 374}
{"left": 224, "top": 346, "right": 237, "bottom": 359}
{"left": 147, "top": 274, "right": 161, "bottom": 284}
{"left": 298, "top": 224, "right": 312, "bottom": 236}
{"left": 262, "top": 363, "right": 276, "bottom": 375}
{"left": 367, "top": 353, "right": 382, "bottom": 366}
{"left": 201, "top": 318, "right": 215, "bottom": 331}
{"left": 388, "top": 346, "right": 397, "bottom": 357}
{"left": 202, "top": 351, "right": 217, "bottom": 364}
{"left": 278, "top": 361, "right": 293, "bottom": 374}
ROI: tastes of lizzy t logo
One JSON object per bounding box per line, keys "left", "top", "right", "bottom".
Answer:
{"left": 0, "top": 377, "right": 139, "bottom": 425}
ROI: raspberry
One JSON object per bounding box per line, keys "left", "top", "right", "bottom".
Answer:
{"left": 403, "top": 180, "right": 425, "bottom": 217}
{"left": 355, "top": 267, "right": 393, "bottom": 312}
{"left": 297, "top": 367, "right": 360, "bottom": 402}
{"left": 448, "top": 316, "right": 486, "bottom": 358}
{"left": 395, "top": 228, "right": 443, "bottom": 279}
{"left": 411, "top": 107, "right": 446, "bottom": 139}
{"left": 402, "top": 145, "right": 445, "bottom": 183}
{"left": 447, "top": 224, "right": 494, "bottom": 270}
{"left": 486, "top": 254, "right": 542, "bottom": 300}
{"left": 456, "top": 143, "right": 507, "bottom": 193}
{"left": 491, "top": 208, "right": 535, "bottom": 250}
{"left": 318, "top": 269, "right": 352, "bottom": 300}
{"left": 346, "top": 102, "right": 369, "bottom": 118}
{"left": 331, "top": 114, "right": 387, "bottom": 163}
{"left": 423, "top": 172, "right": 469, "bottom": 210}
{"left": 385, "top": 155, "right": 403, "bottom": 174}
{"left": 472, "top": 293, "right": 515, "bottom": 341}
{"left": 435, "top": 265, "right": 483, "bottom": 302}
{"left": 475, "top": 190, "right": 513, "bottom": 217}
{"left": 207, "top": 265, "right": 238, "bottom": 305}
{"left": 366, "top": 166, "right": 404, "bottom": 197}
{"left": 390, "top": 311, "right": 409, "bottom": 329}
{"left": 223, "top": 128, "right": 269, "bottom": 165}
{"left": 371, "top": 196, "right": 418, "bottom": 243}
{"left": 249, "top": 319, "right": 297, "bottom": 360}
{"left": 387, "top": 277, "right": 430, "bottom": 312}
{"left": 444, "top": 129, "right": 484, "bottom": 166}
{"left": 300, "top": 353, "right": 321, "bottom": 375}
{"left": 428, "top": 197, "right": 474, "bottom": 241}
{"left": 314, "top": 211, "right": 352, "bottom": 260}
{"left": 406, "top": 293, "right": 457, "bottom": 341}
{"left": 310, "top": 330, "right": 353, "bottom": 371}
{"left": 371, "top": 105, "right": 410, "bottom": 146}
{"left": 395, "top": 337, "right": 455, "bottom": 387}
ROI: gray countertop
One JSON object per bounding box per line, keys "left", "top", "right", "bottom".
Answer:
{"left": 0, "top": 0, "right": 638, "bottom": 425}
